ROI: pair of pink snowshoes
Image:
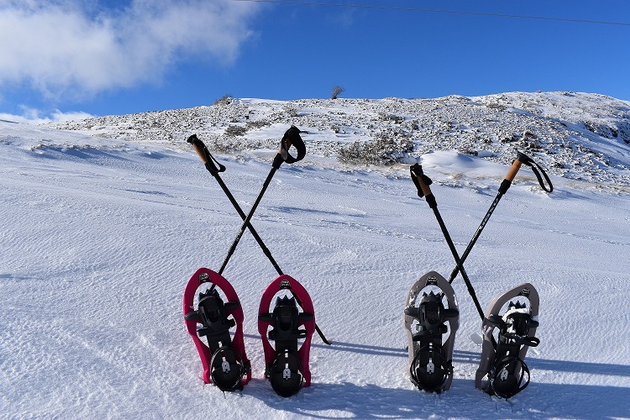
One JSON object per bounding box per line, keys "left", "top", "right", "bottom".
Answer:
{"left": 183, "top": 268, "right": 315, "bottom": 397}
{"left": 184, "top": 268, "right": 315, "bottom": 397}
{"left": 182, "top": 128, "right": 323, "bottom": 397}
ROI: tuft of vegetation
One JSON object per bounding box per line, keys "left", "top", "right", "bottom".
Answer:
{"left": 213, "top": 94, "right": 233, "bottom": 106}
{"left": 378, "top": 112, "right": 405, "bottom": 124}
{"left": 207, "top": 137, "right": 240, "bottom": 154}
{"left": 246, "top": 120, "right": 271, "bottom": 130}
{"left": 338, "top": 132, "right": 414, "bottom": 165}
{"left": 224, "top": 124, "right": 247, "bottom": 137}
{"left": 331, "top": 85, "right": 345, "bottom": 100}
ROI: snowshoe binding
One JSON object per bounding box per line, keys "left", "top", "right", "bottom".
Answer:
{"left": 258, "top": 275, "right": 315, "bottom": 397}
{"left": 404, "top": 271, "right": 459, "bottom": 393}
{"left": 475, "top": 283, "right": 540, "bottom": 398}
{"left": 183, "top": 267, "right": 251, "bottom": 391}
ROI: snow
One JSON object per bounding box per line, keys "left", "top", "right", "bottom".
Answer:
{"left": 2, "top": 92, "right": 630, "bottom": 419}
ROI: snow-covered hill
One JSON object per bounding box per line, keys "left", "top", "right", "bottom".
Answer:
{"left": 52, "top": 91, "right": 630, "bottom": 189}
{"left": 2, "top": 91, "right": 630, "bottom": 419}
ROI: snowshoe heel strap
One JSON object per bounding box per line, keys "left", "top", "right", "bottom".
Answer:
{"left": 269, "top": 349, "right": 304, "bottom": 398}
{"left": 410, "top": 345, "right": 450, "bottom": 393}
{"left": 490, "top": 356, "right": 531, "bottom": 399}
{"left": 210, "top": 346, "right": 246, "bottom": 392}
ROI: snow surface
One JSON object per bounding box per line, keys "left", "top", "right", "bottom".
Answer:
{"left": 2, "top": 92, "right": 630, "bottom": 419}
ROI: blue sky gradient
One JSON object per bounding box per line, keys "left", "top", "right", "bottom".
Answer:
{"left": 1, "top": 0, "right": 629, "bottom": 119}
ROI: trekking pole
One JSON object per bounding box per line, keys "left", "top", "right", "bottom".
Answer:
{"left": 410, "top": 163, "right": 485, "bottom": 320}
{"left": 188, "top": 129, "right": 332, "bottom": 345}
{"left": 187, "top": 134, "right": 283, "bottom": 276}
{"left": 215, "top": 127, "right": 305, "bottom": 275}
{"left": 446, "top": 152, "right": 553, "bottom": 283}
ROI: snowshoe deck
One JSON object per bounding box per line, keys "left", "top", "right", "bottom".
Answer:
{"left": 183, "top": 267, "right": 251, "bottom": 390}
{"left": 475, "top": 283, "right": 540, "bottom": 398}
{"left": 258, "top": 275, "right": 315, "bottom": 397}
{"left": 404, "top": 271, "right": 459, "bottom": 392}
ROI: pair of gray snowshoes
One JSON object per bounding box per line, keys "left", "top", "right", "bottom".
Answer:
{"left": 405, "top": 153, "right": 551, "bottom": 397}
{"left": 404, "top": 272, "right": 539, "bottom": 398}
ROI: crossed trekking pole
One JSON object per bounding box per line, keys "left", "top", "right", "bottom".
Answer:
{"left": 410, "top": 152, "right": 553, "bottom": 321}
{"left": 187, "top": 129, "right": 331, "bottom": 345}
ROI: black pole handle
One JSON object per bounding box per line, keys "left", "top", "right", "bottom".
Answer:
{"left": 273, "top": 126, "right": 306, "bottom": 168}
{"left": 410, "top": 163, "right": 438, "bottom": 210}
{"left": 410, "top": 164, "right": 434, "bottom": 198}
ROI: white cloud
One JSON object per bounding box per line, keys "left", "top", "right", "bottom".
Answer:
{"left": 0, "top": 0, "right": 261, "bottom": 99}
{"left": 0, "top": 105, "right": 93, "bottom": 124}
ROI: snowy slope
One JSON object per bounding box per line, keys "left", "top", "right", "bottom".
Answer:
{"left": 53, "top": 91, "right": 630, "bottom": 189}
{"left": 2, "top": 92, "right": 630, "bottom": 419}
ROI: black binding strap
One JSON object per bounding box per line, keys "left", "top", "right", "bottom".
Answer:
{"left": 209, "top": 346, "right": 246, "bottom": 392}
{"left": 517, "top": 152, "right": 553, "bottom": 193}
{"left": 490, "top": 355, "right": 531, "bottom": 399}
{"left": 269, "top": 349, "right": 305, "bottom": 397}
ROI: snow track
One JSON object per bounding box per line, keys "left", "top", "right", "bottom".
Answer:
{"left": 2, "top": 104, "right": 630, "bottom": 418}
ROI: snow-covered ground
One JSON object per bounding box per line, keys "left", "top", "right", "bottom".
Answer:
{"left": 2, "top": 92, "right": 630, "bottom": 419}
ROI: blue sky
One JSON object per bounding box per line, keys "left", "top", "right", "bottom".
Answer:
{"left": 1, "top": 0, "right": 629, "bottom": 120}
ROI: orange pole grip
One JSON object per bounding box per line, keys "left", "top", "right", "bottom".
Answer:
{"left": 191, "top": 141, "right": 209, "bottom": 165}
{"left": 505, "top": 158, "right": 522, "bottom": 182}
{"left": 415, "top": 174, "right": 433, "bottom": 198}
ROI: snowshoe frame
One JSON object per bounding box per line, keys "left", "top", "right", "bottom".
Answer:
{"left": 258, "top": 274, "right": 315, "bottom": 396}
{"left": 404, "top": 271, "right": 459, "bottom": 392}
{"left": 183, "top": 267, "right": 251, "bottom": 389}
{"left": 475, "top": 282, "right": 540, "bottom": 398}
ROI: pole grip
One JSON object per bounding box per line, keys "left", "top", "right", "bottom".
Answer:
{"left": 187, "top": 134, "right": 209, "bottom": 164}
{"left": 415, "top": 173, "right": 433, "bottom": 198}
{"left": 505, "top": 158, "right": 522, "bottom": 183}
{"left": 275, "top": 126, "right": 306, "bottom": 168}
{"left": 498, "top": 155, "right": 524, "bottom": 194}
{"left": 187, "top": 134, "right": 225, "bottom": 174}
{"left": 192, "top": 141, "right": 209, "bottom": 165}
{"left": 410, "top": 163, "right": 433, "bottom": 197}
{"left": 410, "top": 164, "right": 437, "bottom": 208}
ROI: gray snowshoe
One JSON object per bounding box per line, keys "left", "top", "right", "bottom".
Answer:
{"left": 475, "top": 283, "right": 540, "bottom": 398}
{"left": 404, "top": 271, "right": 459, "bottom": 393}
